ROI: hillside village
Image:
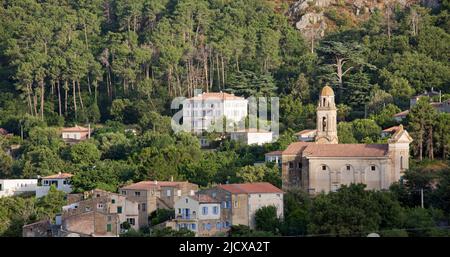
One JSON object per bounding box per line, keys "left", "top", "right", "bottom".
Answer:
{"left": 0, "top": 0, "right": 449, "bottom": 237}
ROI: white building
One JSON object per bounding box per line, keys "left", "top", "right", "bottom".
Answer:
{"left": 174, "top": 194, "right": 224, "bottom": 236}
{"left": 36, "top": 173, "right": 73, "bottom": 198}
{"left": 230, "top": 129, "right": 273, "bottom": 145}
{"left": 265, "top": 150, "right": 282, "bottom": 165}
{"left": 61, "top": 125, "right": 91, "bottom": 143}
{"left": 182, "top": 92, "right": 248, "bottom": 133}
{"left": 295, "top": 129, "right": 317, "bottom": 142}
{"left": 0, "top": 179, "right": 38, "bottom": 198}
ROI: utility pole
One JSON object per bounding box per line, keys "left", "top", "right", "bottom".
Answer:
{"left": 421, "top": 188, "right": 424, "bottom": 209}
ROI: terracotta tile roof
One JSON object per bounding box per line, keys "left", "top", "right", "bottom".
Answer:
{"left": 302, "top": 144, "right": 389, "bottom": 158}
{"left": 282, "top": 142, "right": 314, "bottom": 155}
{"left": 265, "top": 150, "right": 283, "bottom": 156}
{"left": 61, "top": 125, "right": 89, "bottom": 132}
{"left": 218, "top": 182, "right": 283, "bottom": 194}
{"left": 382, "top": 126, "right": 400, "bottom": 133}
{"left": 393, "top": 110, "right": 409, "bottom": 117}
{"left": 190, "top": 92, "right": 243, "bottom": 101}
{"left": 295, "top": 129, "right": 316, "bottom": 136}
{"left": 232, "top": 128, "right": 271, "bottom": 133}
{"left": 320, "top": 85, "right": 335, "bottom": 96}
{"left": 0, "top": 128, "right": 8, "bottom": 135}
{"left": 121, "top": 181, "right": 190, "bottom": 190}
{"left": 42, "top": 173, "right": 73, "bottom": 179}
{"left": 191, "top": 194, "right": 219, "bottom": 203}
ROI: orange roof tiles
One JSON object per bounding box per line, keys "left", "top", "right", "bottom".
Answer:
{"left": 121, "top": 181, "right": 189, "bottom": 190}
{"left": 302, "top": 144, "right": 389, "bottom": 157}
{"left": 265, "top": 150, "right": 283, "bottom": 156}
{"left": 43, "top": 173, "right": 73, "bottom": 179}
{"left": 189, "top": 92, "right": 243, "bottom": 101}
{"left": 218, "top": 182, "right": 283, "bottom": 194}
{"left": 61, "top": 125, "right": 89, "bottom": 132}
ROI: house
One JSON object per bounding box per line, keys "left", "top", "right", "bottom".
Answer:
{"left": 199, "top": 182, "right": 284, "bottom": 229}
{"left": 60, "top": 189, "right": 140, "bottom": 237}
{"left": 61, "top": 125, "right": 91, "bottom": 143}
{"left": 119, "top": 180, "right": 198, "bottom": 228}
{"left": 36, "top": 172, "right": 73, "bottom": 198}
{"left": 295, "top": 129, "right": 317, "bottom": 142}
{"left": 381, "top": 126, "right": 400, "bottom": 138}
{"left": 393, "top": 110, "right": 409, "bottom": 122}
{"left": 0, "top": 179, "right": 38, "bottom": 198}
{"left": 22, "top": 219, "right": 60, "bottom": 237}
{"left": 282, "top": 86, "right": 413, "bottom": 194}
{"left": 182, "top": 92, "right": 248, "bottom": 133}
{"left": 230, "top": 129, "right": 273, "bottom": 145}
{"left": 265, "top": 150, "right": 282, "bottom": 165}
{"left": 173, "top": 194, "right": 225, "bottom": 236}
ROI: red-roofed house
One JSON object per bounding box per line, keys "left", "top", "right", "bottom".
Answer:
{"left": 119, "top": 180, "right": 198, "bottom": 228}
{"left": 173, "top": 193, "right": 223, "bottom": 236}
{"left": 61, "top": 125, "right": 91, "bottom": 143}
{"left": 295, "top": 129, "right": 317, "bottom": 142}
{"left": 199, "top": 182, "right": 283, "bottom": 229}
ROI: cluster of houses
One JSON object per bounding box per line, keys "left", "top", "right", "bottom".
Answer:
{"left": 22, "top": 179, "right": 284, "bottom": 237}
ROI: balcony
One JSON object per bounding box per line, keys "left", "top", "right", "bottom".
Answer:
{"left": 176, "top": 213, "right": 197, "bottom": 220}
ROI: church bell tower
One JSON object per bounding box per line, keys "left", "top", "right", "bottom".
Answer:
{"left": 315, "top": 85, "right": 338, "bottom": 144}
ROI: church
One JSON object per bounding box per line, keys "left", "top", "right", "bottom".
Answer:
{"left": 281, "top": 85, "right": 413, "bottom": 194}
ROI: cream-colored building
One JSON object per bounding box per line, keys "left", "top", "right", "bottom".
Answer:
{"left": 282, "top": 86, "right": 413, "bottom": 194}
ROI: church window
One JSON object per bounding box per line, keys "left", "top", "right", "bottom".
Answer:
{"left": 322, "top": 165, "right": 327, "bottom": 171}
{"left": 371, "top": 165, "right": 376, "bottom": 171}
{"left": 323, "top": 98, "right": 326, "bottom": 106}
{"left": 400, "top": 156, "right": 404, "bottom": 169}
{"left": 322, "top": 117, "right": 327, "bottom": 131}
{"left": 346, "top": 165, "right": 351, "bottom": 171}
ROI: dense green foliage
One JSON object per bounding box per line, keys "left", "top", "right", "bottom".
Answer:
{"left": 0, "top": 0, "right": 449, "bottom": 237}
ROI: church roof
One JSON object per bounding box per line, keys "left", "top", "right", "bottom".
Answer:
{"left": 282, "top": 142, "right": 389, "bottom": 157}
{"left": 302, "top": 144, "right": 389, "bottom": 158}
{"left": 320, "top": 85, "right": 334, "bottom": 96}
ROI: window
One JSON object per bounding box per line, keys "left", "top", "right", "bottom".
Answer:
{"left": 166, "top": 189, "right": 171, "bottom": 197}
{"left": 212, "top": 192, "right": 217, "bottom": 198}
{"left": 234, "top": 200, "right": 238, "bottom": 208}
{"left": 400, "top": 156, "right": 404, "bottom": 169}
{"left": 216, "top": 222, "right": 222, "bottom": 230}
{"left": 63, "top": 180, "right": 67, "bottom": 185}
{"left": 225, "top": 221, "right": 230, "bottom": 228}
{"left": 127, "top": 218, "right": 135, "bottom": 226}
{"left": 44, "top": 180, "right": 49, "bottom": 185}
{"left": 107, "top": 216, "right": 112, "bottom": 222}
{"left": 289, "top": 162, "right": 293, "bottom": 169}
{"left": 322, "top": 165, "right": 327, "bottom": 171}
{"left": 202, "top": 206, "right": 208, "bottom": 215}
{"left": 185, "top": 198, "right": 188, "bottom": 203}
{"left": 213, "top": 206, "right": 218, "bottom": 215}
{"left": 371, "top": 165, "right": 376, "bottom": 171}
{"left": 111, "top": 199, "right": 115, "bottom": 204}
{"left": 206, "top": 223, "right": 211, "bottom": 231}
{"left": 117, "top": 206, "right": 122, "bottom": 214}
{"left": 135, "top": 191, "right": 141, "bottom": 197}
{"left": 97, "top": 203, "right": 103, "bottom": 209}
{"left": 142, "top": 203, "right": 146, "bottom": 212}
{"left": 191, "top": 223, "right": 196, "bottom": 230}
{"left": 259, "top": 194, "right": 261, "bottom": 198}
{"left": 298, "top": 162, "right": 302, "bottom": 169}
{"left": 106, "top": 224, "right": 112, "bottom": 232}
{"left": 121, "top": 191, "right": 126, "bottom": 195}
{"left": 346, "top": 165, "right": 351, "bottom": 171}
{"left": 178, "top": 208, "right": 181, "bottom": 214}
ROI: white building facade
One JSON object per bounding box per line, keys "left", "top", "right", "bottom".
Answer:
{"left": 182, "top": 92, "right": 248, "bottom": 133}
{"left": 0, "top": 179, "right": 38, "bottom": 198}
{"left": 230, "top": 129, "right": 273, "bottom": 145}
{"left": 36, "top": 173, "right": 73, "bottom": 198}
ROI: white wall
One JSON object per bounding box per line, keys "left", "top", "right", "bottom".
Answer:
{"left": 247, "top": 193, "right": 284, "bottom": 229}
{"left": 198, "top": 203, "right": 220, "bottom": 220}
{"left": 36, "top": 178, "right": 72, "bottom": 198}
{"left": 0, "top": 179, "right": 38, "bottom": 198}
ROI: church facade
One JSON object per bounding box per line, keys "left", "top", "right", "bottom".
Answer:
{"left": 281, "top": 86, "right": 413, "bottom": 194}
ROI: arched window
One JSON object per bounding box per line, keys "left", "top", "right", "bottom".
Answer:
{"left": 322, "top": 117, "right": 327, "bottom": 131}
{"left": 400, "top": 156, "right": 404, "bottom": 169}
{"left": 323, "top": 98, "right": 326, "bottom": 106}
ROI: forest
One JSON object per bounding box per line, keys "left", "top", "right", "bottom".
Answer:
{"left": 0, "top": 0, "right": 449, "bottom": 236}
